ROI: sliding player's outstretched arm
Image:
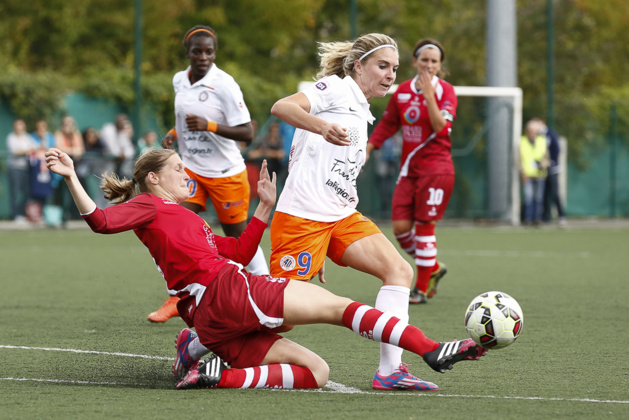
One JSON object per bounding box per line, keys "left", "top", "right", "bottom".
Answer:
{"left": 45, "top": 148, "right": 96, "bottom": 214}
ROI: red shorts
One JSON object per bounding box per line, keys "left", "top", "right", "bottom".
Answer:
{"left": 185, "top": 169, "right": 250, "bottom": 224}
{"left": 269, "top": 211, "right": 381, "bottom": 280}
{"left": 392, "top": 174, "right": 454, "bottom": 222}
{"left": 193, "top": 262, "right": 289, "bottom": 368}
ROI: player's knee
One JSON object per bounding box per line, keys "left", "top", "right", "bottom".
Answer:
{"left": 310, "top": 358, "right": 330, "bottom": 388}
{"left": 382, "top": 257, "right": 414, "bottom": 288}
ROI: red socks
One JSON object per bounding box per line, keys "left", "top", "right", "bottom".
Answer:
{"left": 341, "top": 302, "right": 438, "bottom": 356}
{"left": 415, "top": 222, "right": 437, "bottom": 292}
{"left": 395, "top": 230, "right": 415, "bottom": 256}
{"left": 219, "top": 364, "right": 318, "bottom": 389}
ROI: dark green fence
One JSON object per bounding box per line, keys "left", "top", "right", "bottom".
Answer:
{"left": 1, "top": 95, "right": 627, "bottom": 221}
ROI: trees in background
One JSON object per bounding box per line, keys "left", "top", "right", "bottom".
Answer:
{"left": 0, "top": 0, "right": 627, "bottom": 159}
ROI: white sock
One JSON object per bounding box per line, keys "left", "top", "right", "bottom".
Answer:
{"left": 188, "top": 337, "right": 210, "bottom": 360}
{"left": 247, "top": 246, "right": 269, "bottom": 275}
{"left": 375, "top": 285, "right": 410, "bottom": 376}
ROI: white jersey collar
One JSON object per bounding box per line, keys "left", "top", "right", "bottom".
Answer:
{"left": 184, "top": 64, "right": 218, "bottom": 88}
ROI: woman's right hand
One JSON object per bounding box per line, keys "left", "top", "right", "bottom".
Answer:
{"left": 321, "top": 122, "right": 350, "bottom": 146}
{"left": 162, "top": 133, "right": 176, "bottom": 149}
{"left": 45, "top": 148, "right": 75, "bottom": 178}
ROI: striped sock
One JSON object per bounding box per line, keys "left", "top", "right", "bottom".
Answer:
{"left": 341, "top": 302, "right": 439, "bottom": 356}
{"left": 395, "top": 230, "right": 416, "bottom": 256}
{"left": 415, "top": 222, "right": 437, "bottom": 292}
{"left": 219, "top": 364, "right": 318, "bottom": 389}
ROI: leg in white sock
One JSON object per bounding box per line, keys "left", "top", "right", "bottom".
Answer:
{"left": 374, "top": 285, "right": 410, "bottom": 376}
{"left": 188, "top": 337, "right": 211, "bottom": 360}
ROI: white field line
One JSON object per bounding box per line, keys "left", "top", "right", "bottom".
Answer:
{"left": 0, "top": 345, "right": 172, "bottom": 361}
{"left": 2, "top": 345, "right": 628, "bottom": 405}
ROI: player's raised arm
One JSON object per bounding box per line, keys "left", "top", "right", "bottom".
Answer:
{"left": 45, "top": 148, "right": 96, "bottom": 215}
{"left": 252, "top": 159, "right": 277, "bottom": 224}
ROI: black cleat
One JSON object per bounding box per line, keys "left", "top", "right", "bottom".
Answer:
{"left": 176, "top": 354, "right": 227, "bottom": 390}
{"left": 422, "top": 339, "right": 487, "bottom": 373}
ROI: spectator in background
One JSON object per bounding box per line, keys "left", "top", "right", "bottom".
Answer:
{"left": 31, "top": 120, "right": 56, "bottom": 150}
{"left": 29, "top": 120, "right": 58, "bottom": 214}
{"left": 246, "top": 121, "right": 286, "bottom": 180}
{"left": 138, "top": 130, "right": 160, "bottom": 156}
{"left": 101, "top": 114, "right": 136, "bottom": 179}
{"left": 518, "top": 118, "right": 549, "bottom": 226}
{"left": 6, "top": 118, "right": 37, "bottom": 223}
{"left": 77, "top": 127, "right": 109, "bottom": 209}
{"left": 55, "top": 116, "right": 85, "bottom": 160}
{"left": 54, "top": 115, "right": 85, "bottom": 224}
{"left": 538, "top": 119, "right": 566, "bottom": 225}
{"left": 371, "top": 134, "right": 401, "bottom": 219}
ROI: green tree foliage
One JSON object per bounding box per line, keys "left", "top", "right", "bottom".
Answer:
{"left": 0, "top": 0, "right": 626, "bottom": 157}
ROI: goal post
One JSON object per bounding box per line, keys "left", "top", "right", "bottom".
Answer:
{"left": 454, "top": 86, "right": 523, "bottom": 225}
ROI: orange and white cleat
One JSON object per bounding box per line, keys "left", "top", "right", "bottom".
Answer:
{"left": 147, "top": 296, "right": 180, "bottom": 323}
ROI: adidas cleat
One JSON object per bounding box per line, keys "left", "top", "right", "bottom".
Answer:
{"left": 422, "top": 339, "right": 487, "bottom": 373}
{"left": 372, "top": 363, "right": 438, "bottom": 391}
{"left": 426, "top": 262, "right": 447, "bottom": 299}
{"left": 176, "top": 354, "right": 227, "bottom": 390}
{"left": 409, "top": 288, "right": 428, "bottom": 304}
{"left": 173, "top": 328, "right": 199, "bottom": 379}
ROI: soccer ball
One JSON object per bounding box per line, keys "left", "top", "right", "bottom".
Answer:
{"left": 464, "top": 291, "right": 523, "bottom": 349}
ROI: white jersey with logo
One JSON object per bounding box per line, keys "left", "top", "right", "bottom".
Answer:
{"left": 173, "top": 64, "right": 250, "bottom": 178}
{"left": 277, "top": 75, "right": 375, "bottom": 222}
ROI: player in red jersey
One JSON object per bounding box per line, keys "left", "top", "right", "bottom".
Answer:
{"left": 368, "top": 39, "right": 457, "bottom": 304}
{"left": 44, "top": 147, "right": 485, "bottom": 390}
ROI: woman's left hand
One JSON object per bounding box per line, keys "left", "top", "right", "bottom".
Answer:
{"left": 185, "top": 114, "right": 210, "bottom": 131}
{"left": 257, "top": 160, "right": 277, "bottom": 208}
{"left": 45, "top": 148, "right": 75, "bottom": 178}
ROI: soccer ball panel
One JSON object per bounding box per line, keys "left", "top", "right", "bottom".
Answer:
{"left": 464, "top": 291, "right": 523, "bottom": 349}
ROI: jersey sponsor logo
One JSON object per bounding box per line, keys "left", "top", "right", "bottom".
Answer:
{"left": 347, "top": 126, "right": 360, "bottom": 147}
{"left": 199, "top": 91, "right": 209, "bottom": 102}
{"left": 325, "top": 179, "right": 356, "bottom": 202}
{"left": 315, "top": 81, "right": 328, "bottom": 91}
{"left": 349, "top": 106, "right": 359, "bottom": 112}
{"left": 398, "top": 93, "right": 411, "bottom": 102}
{"left": 266, "top": 276, "right": 288, "bottom": 284}
{"left": 187, "top": 147, "right": 214, "bottom": 155}
{"left": 280, "top": 255, "right": 296, "bottom": 271}
{"left": 221, "top": 200, "right": 244, "bottom": 209}
{"left": 428, "top": 206, "right": 437, "bottom": 217}
{"left": 403, "top": 106, "right": 421, "bottom": 124}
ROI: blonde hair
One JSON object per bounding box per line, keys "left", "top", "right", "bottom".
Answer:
{"left": 101, "top": 149, "right": 177, "bottom": 204}
{"left": 316, "top": 33, "right": 397, "bottom": 80}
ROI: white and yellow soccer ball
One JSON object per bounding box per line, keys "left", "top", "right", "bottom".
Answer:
{"left": 464, "top": 291, "right": 523, "bottom": 349}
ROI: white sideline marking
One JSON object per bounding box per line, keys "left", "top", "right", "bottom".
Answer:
{"left": 0, "top": 377, "right": 137, "bottom": 386}
{"left": 2, "top": 345, "right": 628, "bottom": 404}
{"left": 0, "top": 345, "right": 172, "bottom": 361}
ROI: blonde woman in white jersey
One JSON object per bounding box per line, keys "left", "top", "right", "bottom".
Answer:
{"left": 148, "top": 25, "right": 269, "bottom": 324}
{"left": 268, "top": 34, "right": 438, "bottom": 391}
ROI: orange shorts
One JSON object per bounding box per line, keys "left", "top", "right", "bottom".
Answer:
{"left": 185, "top": 169, "right": 250, "bottom": 224}
{"left": 269, "top": 211, "right": 381, "bottom": 280}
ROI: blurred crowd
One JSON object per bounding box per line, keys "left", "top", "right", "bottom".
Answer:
{"left": 4, "top": 113, "right": 159, "bottom": 226}
{"left": 3, "top": 114, "right": 403, "bottom": 227}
